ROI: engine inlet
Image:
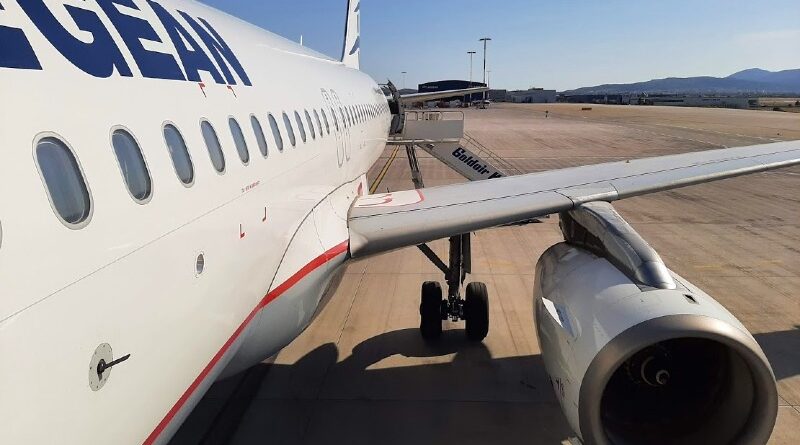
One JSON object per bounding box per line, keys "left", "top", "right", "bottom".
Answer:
{"left": 579, "top": 315, "right": 777, "bottom": 445}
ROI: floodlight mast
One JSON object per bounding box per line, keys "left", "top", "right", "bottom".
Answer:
{"left": 468, "top": 50, "right": 476, "bottom": 104}
{"left": 479, "top": 37, "right": 492, "bottom": 108}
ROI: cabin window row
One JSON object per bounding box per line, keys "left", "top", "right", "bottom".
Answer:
{"left": 36, "top": 102, "right": 390, "bottom": 228}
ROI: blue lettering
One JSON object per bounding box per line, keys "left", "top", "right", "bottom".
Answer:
{"left": 178, "top": 12, "right": 251, "bottom": 86}
{"left": 147, "top": 0, "right": 223, "bottom": 84}
{"left": 18, "top": 0, "right": 132, "bottom": 78}
{"left": 0, "top": 15, "right": 42, "bottom": 69}
{"left": 96, "top": 0, "right": 184, "bottom": 81}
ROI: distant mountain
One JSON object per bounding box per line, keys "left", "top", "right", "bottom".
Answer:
{"left": 564, "top": 68, "right": 800, "bottom": 95}
{"left": 727, "top": 68, "right": 800, "bottom": 86}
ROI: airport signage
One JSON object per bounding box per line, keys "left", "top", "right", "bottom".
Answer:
{"left": 451, "top": 147, "right": 504, "bottom": 179}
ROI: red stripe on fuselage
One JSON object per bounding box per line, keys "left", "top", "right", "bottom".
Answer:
{"left": 143, "top": 240, "right": 349, "bottom": 444}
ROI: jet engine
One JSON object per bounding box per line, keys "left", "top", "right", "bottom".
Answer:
{"left": 534, "top": 202, "right": 777, "bottom": 445}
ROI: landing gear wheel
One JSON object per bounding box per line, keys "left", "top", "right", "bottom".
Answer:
{"left": 420, "top": 281, "right": 443, "bottom": 340}
{"left": 465, "top": 282, "right": 489, "bottom": 341}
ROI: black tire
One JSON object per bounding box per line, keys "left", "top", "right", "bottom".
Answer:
{"left": 420, "top": 281, "right": 443, "bottom": 340}
{"left": 465, "top": 282, "right": 489, "bottom": 341}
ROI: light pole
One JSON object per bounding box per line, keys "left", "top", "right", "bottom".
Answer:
{"left": 487, "top": 70, "right": 492, "bottom": 105}
{"left": 467, "top": 51, "right": 476, "bottom": 104}
{"left": 401, "top": 71, "right": 407, "bottom": 90}
{"left": 479, "top": 37, "right": 492, "bottom": 108}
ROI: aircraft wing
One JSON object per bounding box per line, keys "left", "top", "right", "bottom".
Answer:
{"left": 348, "top": 141, "right": 800, "bottom": 258}
{"left": 399, "top": 87, "right": 490, "bottom": 104}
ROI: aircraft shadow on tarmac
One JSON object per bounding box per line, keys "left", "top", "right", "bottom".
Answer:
{"left": 754, "top": 325, "right": 800, "bottom": 381}
{"left": 173, "top": 328, "right": 574, "bottom": 445}
{"left": 173, "top": 326, "right": 800, "bottom": 445}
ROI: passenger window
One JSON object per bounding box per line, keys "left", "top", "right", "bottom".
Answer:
{"left": 201, "top": 120, "right": 226, "bottom": 173}
{"left": 112, "top": 129, "right": 152, "bottom": 202}
{"left": 251, "top": 115, "right": 269, "bottom": 157}
{"left": 228, "top": 118, "right": 250, "bottom": 164}
{"left": 305, "top": 110, "right": 316, "bottom": 140}
{"left": 268, "top": 114, "right": 284, "bottom": 151}
{"left": 36, "top": 137, "right": 92, "bottom": 225}
{"left": 163, "top": 124, "right": 194, "bottom": 185}
{"left": 321, "top": 109, "right": 331, "bottom": 134}
{"left": 294, "top": 111, "right": 307, "bottom": 143}
{"left": 283, "top": 112, "right": 297, "bottom": 147}
{"left": 313, "top": 110, "right": 323, "bottom": 137}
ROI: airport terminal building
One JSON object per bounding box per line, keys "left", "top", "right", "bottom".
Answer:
{"left": 418, "top": 81, "right": 557, "bottom": 104}
{"left": 418, "top": 80, "right": 487, "bottom": 103}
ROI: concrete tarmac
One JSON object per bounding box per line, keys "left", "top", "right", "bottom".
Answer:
{"left": 171, "top": 104, "right": 800, "bottom": 445}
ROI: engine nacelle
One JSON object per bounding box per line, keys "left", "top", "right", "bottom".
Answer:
{"left": 534, "top": 202, "right": 777, "bottom": 445}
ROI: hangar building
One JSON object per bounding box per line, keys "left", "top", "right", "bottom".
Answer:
{"left": 508, "top": 88, "right": 557, "bottom": 103}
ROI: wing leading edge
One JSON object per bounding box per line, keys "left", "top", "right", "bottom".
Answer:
{"left": 349, "top": 141, "right": 800, "bottom": 258}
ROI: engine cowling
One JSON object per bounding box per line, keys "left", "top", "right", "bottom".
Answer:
{"left": 534, "top": 203, "right": 777, "bottom": 445}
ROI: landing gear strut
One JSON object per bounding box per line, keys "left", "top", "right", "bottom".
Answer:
{"left": 416, "top": 233, "right": 489, "bottom": 342}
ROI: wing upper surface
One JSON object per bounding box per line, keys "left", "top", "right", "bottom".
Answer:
{"left": 349, "top": 141, "right": 800, "bottom": 258}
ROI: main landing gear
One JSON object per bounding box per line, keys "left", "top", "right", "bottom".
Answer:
{"left": 400, "top": 142, "right": 489, "bottom": 342}
{"left": 417, "top": 233, "right": 489, "bottom": 342}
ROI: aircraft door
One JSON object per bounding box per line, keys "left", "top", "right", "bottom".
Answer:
{"left": 330, "top": 90, "right": 352, "bottom": 162}
{"left": 321, "top": 89, "right": 345, "bottom": 167}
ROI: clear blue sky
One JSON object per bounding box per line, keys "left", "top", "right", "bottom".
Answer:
{"left": 202, "top": 0, "right": 800, "bottom": 91}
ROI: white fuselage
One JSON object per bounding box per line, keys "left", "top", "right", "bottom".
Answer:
{"left": 0, "top": 1, "right": 389, "bottom": 443}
